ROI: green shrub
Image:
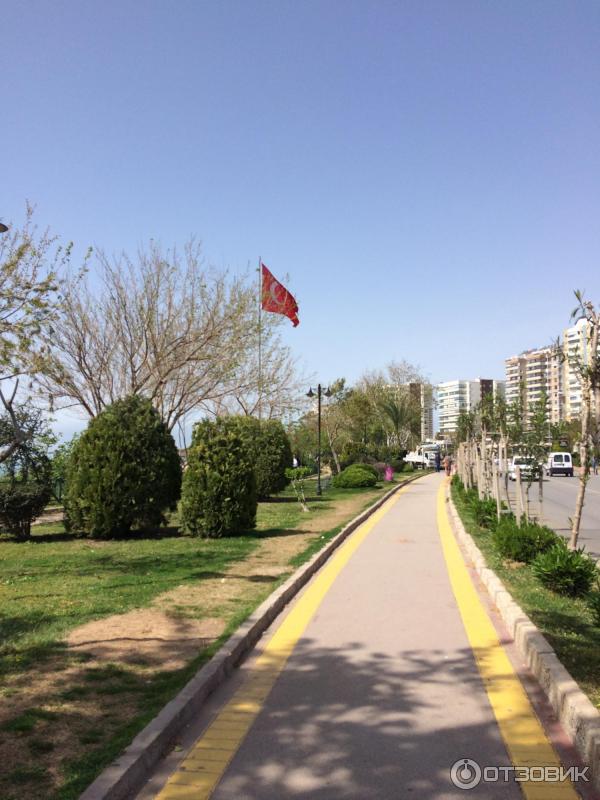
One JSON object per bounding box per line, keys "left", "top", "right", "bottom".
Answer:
{"left": 352, "top": 463, "right": 380, "bottom": 479}
{"left": 390, "top": 459, "right": 405, "bottom": 473}
{"left": 180, "top": 418, "right": 256, "bottom": 537}
{"left": 493, "top": 517, "right": 558, "bottom": 563}
{"left": 234, "top": 417, "right": 292, "bottom": 497}
{"left": 532, "top": 542, "right": 598, "bottom": 597}
{"left": 65, "top": 396, "right": 182, "bottom": 538}
{"left": 471, "top": 497, "right": 498, "bottom": 529}
{"left": 588, "top": 587, "right": 600, "bottom": 627}
{"left": 332, "top": 464, "right": 377, "bottom": 489}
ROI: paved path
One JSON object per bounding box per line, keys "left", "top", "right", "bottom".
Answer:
{"left": 137, "top": 474, "right": 587, "bottom": 800}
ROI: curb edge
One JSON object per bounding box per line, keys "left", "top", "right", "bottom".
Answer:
{"left": 446, "top": 487, "right": 600, "bottom": 793}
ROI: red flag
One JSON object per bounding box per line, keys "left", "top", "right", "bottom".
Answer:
{"left": 261, "top": 263, "right": 299, "bottom": 327}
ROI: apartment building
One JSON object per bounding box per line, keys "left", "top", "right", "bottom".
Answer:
{"left": 504, "top": 346, "right": 563, "bottom": 423}
{"left": 436, "top": 379, "right": 504, "bottom": 436}
{"left": 563, "top": 318, "right": 600, "bottom": 420}
{"left": 408, "top": 382, "right": 434, "bottom": 441}
{"left": 506, "top": 320, "right": 600, "bottom": 425}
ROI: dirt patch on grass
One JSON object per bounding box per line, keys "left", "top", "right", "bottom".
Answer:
{"left": 0, "top": 487, "right": 387, "bottom": 799}
{"left": 67, "top": 611, "right": 225, "bottom": 671}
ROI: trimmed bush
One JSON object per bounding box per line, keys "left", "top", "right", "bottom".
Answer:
{"left": 180, "top": 418, "right": 256, "bottom": 537}
{"left": 332, "top": 464, "right": 377, "bottom": 488}
{"left": 65, "top": 396, "right": 182, "bottom": 538}
{"left": 493, "top": 517, "right": 558, "bottom": 563}
{"left": 234, "top": 417, "right": 292, "bottom": 498}
{"left": 532, "top": 542, "right": 598, "bottom": 597}
{"left": 352, "top": 463, "right": 380, "bottom": 480}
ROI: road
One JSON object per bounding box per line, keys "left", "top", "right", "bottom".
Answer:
{"left": 541, "top": 473, "right": 600, "bottom": 559}
{"left": 137, "top": 474, "right": 585, "bottom": 800}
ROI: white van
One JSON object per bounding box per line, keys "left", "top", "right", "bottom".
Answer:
{"left": 545, "top": 452, "right": 574, "bottom": 477}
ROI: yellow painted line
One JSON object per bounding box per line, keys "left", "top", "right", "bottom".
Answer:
{"left": 156, "top": 483, "right": 413, "bottom": 800}
{"left": 437, "top": 482, "right": 578, "bottom": 799}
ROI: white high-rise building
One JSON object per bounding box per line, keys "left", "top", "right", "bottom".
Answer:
{"left": 436, "top": 379, "right": 504, "bottom": 436}
{"left": 408, "top": 382, "right": 434, "bottom": 441}
{"left": 563, "top": 318, "right": 600, "bottom": 421}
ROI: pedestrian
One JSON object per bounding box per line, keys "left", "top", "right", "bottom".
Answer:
{"left": 443, "top": 455, "right": 452, "bottom": 476}
{"left": 593, "top": 455, "right": 598, "bottom": 476}
{"left": 292, "top": 455, "right": 299, "bottom": 468}
{"left": 435, "top": 451, "right": 441, "bottom": 472}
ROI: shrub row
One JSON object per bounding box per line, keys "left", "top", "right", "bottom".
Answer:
{"left": 452, "top": 476, "right": 600, "bottom": 605}
{"left": 60, "top": 397, "right": 293, "bottom": 539}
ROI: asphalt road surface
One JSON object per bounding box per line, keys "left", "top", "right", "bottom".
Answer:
{"left": 541, "top": 473, "right": 600, "bottom": 559}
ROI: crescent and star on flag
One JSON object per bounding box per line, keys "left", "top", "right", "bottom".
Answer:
{"left": 260, "top": 262, "right": 300, "bottom": 327}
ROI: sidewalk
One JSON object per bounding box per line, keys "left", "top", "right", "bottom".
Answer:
{"left": 136, "top": 473, "right": 586, "bottom": 800}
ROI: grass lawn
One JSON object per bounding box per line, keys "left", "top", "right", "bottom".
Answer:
{"left": 0, "top": 471, "right": 417, "bottom": 800}
{"left": 451, "top": 482, "right": 600, "bottom": 712}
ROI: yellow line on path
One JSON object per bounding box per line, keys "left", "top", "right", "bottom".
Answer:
{"left": 157, "top": 484, "right": 411, "bottom": 800}
{"left": 437, "top": 482, "right": 578, "bottom": 799}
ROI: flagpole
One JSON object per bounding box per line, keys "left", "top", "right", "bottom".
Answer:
{"left": 257, "top": 257, "right": 262, "bottom": 421}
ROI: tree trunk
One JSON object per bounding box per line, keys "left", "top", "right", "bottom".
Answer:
{"left": 570, "top": 317, "right": 599, "bottom": 549}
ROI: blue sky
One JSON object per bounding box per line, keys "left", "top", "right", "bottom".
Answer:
{"left": 3, "top": 1, "right": 600, "bottom": 438}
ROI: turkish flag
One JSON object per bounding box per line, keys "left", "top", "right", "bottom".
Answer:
{"left": 261, "top": 263, "right": 299, "bottom": 327}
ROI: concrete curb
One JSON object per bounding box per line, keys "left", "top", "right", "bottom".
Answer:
{"left": 80, "top": 473, "right": 425, "bottom": 800}
{"left": 446, "top": 489, "right": 600, "bottom": 793}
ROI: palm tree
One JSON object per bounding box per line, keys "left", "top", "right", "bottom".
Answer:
{"left": 378, "top": 392, "right": 421, "bottom": 449}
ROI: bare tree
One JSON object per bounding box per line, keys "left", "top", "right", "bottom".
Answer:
{"left": 34, "top": 240, "right": 304, "bottom": 430}
{"left": 0, "top": 207, "right": 66, "bottom": 460}
{"left": 212, "top": 311, "right": 307, "bottom": 422}
{"left": 567, "top": 291, "right": 600, "bottom": 549}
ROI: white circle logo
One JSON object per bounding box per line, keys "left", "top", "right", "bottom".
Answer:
{"left": 450, "top": 759, "right": 482, "bottom": 790}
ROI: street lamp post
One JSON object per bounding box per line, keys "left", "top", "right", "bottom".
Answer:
{"left": 307, "top": 383, "right": 331, "bottom": 495}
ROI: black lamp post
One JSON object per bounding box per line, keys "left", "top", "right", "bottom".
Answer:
{"left": 307, "top": 383, "right": 332, "bottom": 495}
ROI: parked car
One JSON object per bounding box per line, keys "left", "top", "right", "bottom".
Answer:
{"left": 545, "top": 452, "right": 574, "bottom": 477}
{"left": 508, "top": 456, "right": 540, "bottom": 482}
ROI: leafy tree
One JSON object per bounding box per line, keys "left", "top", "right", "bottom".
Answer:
{"left": 50, "top": 436, "right": 78, "bottom": 502}
{"left": 455, "top": 409, "right": 477, "bottom": 444}
{"left": 180, "top": 417, "right": 256, "bottom": 537}
{"left": 378, "top": 391, "right": 421, "bottom": 449}
{"left": 0, "top": 403, "right": 55, "bottom": 539}
{"left": 64, "top": 395, "right": 182, "bottom": 538}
